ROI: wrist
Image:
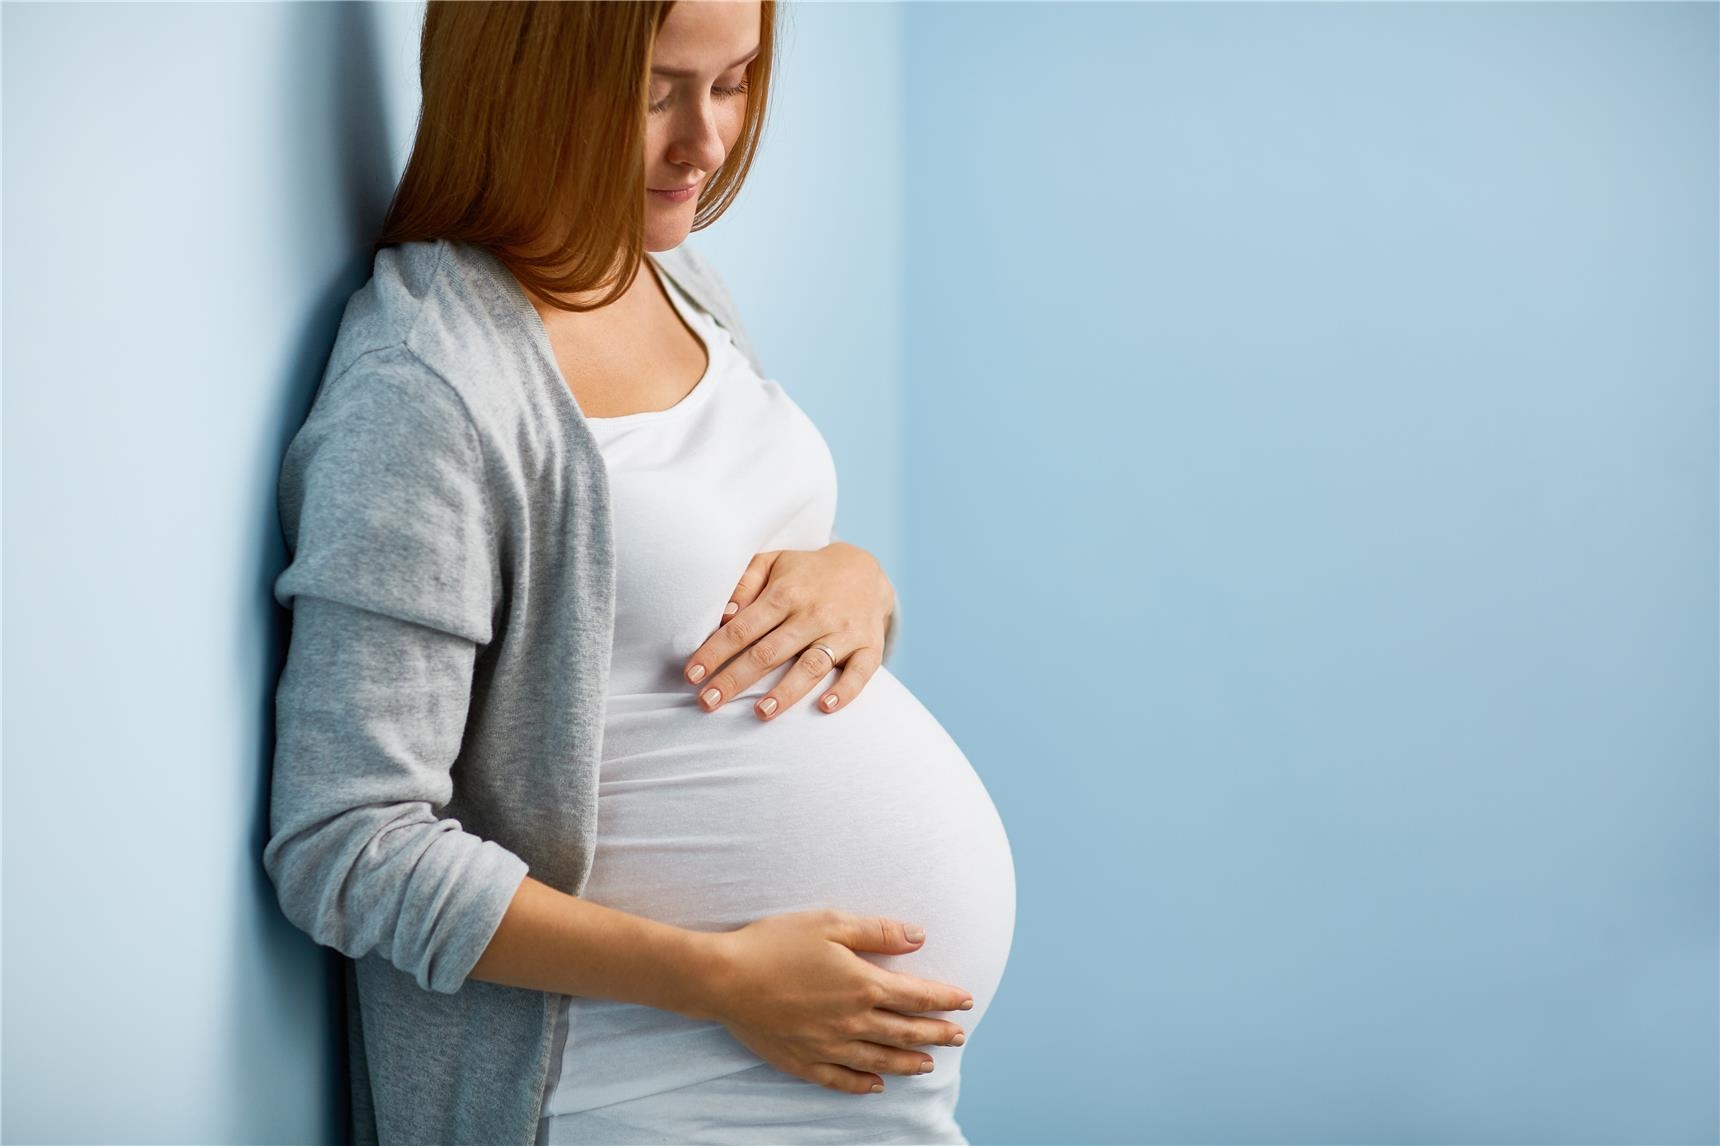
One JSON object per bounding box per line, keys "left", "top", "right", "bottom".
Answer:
{"left": 670, "top": 927, "right": 734, "bottom": 1023}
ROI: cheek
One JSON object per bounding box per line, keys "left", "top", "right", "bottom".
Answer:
{"left": 721, "top": 108, "right": 747, "bottom": 150}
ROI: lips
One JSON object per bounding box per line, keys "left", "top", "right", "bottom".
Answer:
{"left": 651, "top": 183, "right": 699, "bottom": 192}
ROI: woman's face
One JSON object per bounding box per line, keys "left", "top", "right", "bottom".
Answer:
{"left": 643, "top": 0, "right": 761, "bottom": 251}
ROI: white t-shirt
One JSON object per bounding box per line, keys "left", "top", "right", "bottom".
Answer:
{"left": 537, "top": 265, "right": 1016, "bottom": 1144}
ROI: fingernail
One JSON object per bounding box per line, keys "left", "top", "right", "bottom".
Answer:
{"left": 905, "top": 925, "right": 925, "bottom": 942}
{"left": 959, "top": 999, "right": 973, "bottom": 1010}
{"left": 821, "top": 694, "right": 838, "bottom": 710}
{"left": 757, "top": 697, "right": 777, "bottom": 716}
{"left": 701, "top": 688, "right": 721, "bottom": 707}
{"left": 687, "top": 664, "right": 705, "bottom": 683}
{"left": 723, "top": 601, "right": 738, "bottom": 616}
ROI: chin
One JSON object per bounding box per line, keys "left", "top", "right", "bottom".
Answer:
{"left": 644, "top": 223, "right": 691, "bottom": 253}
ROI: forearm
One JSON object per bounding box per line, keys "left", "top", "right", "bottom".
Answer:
{"left": 468, "top": 875, "right": 726, "bottom": 1021}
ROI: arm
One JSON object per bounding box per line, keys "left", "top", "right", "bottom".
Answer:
{"left": 665, "top": 244, "right": 901, "bottom": 683}
{"left": 266, "top": 593, "right": 529, "bottom": 995}
{"left": 469, "top": 873, "right": 722, "bottom": 1019}
{"left": 266, "top": 353, "right": 730, "bottom": 1011}
{"left": 273, "top": 594, "right": 721, "bottom": 1011}
{"left": 265, "top": 355, "right": 524, "bottom": 994}
{"left": 668, "top": 242, "right": 903, "bottom": 662}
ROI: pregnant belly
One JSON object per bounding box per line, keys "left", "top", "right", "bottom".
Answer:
{"left": 545, "top": 666, "right": 1017, "bottom": 1119}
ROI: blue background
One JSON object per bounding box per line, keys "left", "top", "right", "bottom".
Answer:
{"left": 4, "top": 2, "right": 1714, "bottom": 1142}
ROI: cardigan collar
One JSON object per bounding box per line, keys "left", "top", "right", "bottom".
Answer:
{"left": 455, "top": 239, "right": 744, "bottom": 429}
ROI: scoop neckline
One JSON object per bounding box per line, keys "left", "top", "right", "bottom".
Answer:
{"left": 583, "top": 258, "right": 723, "bottom": 428}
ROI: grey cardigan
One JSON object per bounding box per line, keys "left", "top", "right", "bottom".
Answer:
{"left": 265, "top": 238, "right": 897, "bottom": 1145}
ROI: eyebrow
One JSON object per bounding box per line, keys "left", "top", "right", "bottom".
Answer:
{"left": 651, "top": 47, "right": 760, "bottom": 79}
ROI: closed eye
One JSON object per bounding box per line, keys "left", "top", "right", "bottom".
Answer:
{"left": 649, "top": 78, "right": 750, "bottom": 115}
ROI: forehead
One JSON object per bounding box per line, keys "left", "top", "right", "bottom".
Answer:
{"left": 651, "top": 0, "right": 761, "bottom": 75}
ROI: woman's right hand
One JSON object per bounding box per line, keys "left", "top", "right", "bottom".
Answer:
{"left": 694, "top": 908, "right": 975, "bottom": 1094}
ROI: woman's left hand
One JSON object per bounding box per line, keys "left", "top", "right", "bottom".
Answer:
{"left": 683, "top": 541, "right": 896, "bottom": 720}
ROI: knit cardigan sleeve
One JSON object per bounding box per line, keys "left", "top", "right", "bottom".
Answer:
{"left": 264, "top": 347, "right": 529, "bottom": 995}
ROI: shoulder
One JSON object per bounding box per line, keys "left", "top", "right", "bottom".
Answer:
{"left": 319, "top": 241, "right": 448, "bottom": 384}
{"left": 317, "top": 242, "right": 486, "bottom": 429}
{"left": 276, "top": 342, "right": 500, "bottom": 643}
{"left": 329, "top": 240, "right": 555, "bottom": 457}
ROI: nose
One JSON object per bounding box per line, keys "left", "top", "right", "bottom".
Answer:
{"left": 664, "top": 104, "right": 727, "bottom": 180}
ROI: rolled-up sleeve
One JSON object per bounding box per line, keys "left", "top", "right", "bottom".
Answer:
{"left": 263, "top": 351, "right": 529, "bottom": 995}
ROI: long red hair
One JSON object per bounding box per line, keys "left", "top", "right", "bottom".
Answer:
{"left": 372, "top": 0, "right": 779, "bottom": 313}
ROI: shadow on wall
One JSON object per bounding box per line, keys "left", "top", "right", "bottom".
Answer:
{"left": 253, "top": 5, "right": 415, "bottom": 1142}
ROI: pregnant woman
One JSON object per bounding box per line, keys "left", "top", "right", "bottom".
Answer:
{"left": 264, "top": 2, "right": 1015, "bottom": 1145}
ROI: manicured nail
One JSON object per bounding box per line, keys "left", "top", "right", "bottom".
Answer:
{"left": 701, "top": 688, "right": 721, "bottom": 707}
{"left": 687, "top": 664, "right": 706, "bottom": 683}
{"left": 905, "top": 925, "right": 925, "bottom": 942}
{"left": 822, "top": 694, "right": 838, "bottom": 709}
{"left": 723, "top": 601, "right": 738, "bottom": 616}
{"left": 757, "top": 697, "right": 777, "bottom": 716}
{"left": 959, "top": 999, "right": 973, "bottom": 1010}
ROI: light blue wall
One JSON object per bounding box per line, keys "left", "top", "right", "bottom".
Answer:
{"left": 4, "top": 3, "right": 430, "bottom": 1143}
{"left": 901, "top": 2, "right": 1717, "bottom": 1142}
{"left": 1, "top": 3, "right": 906, "bottom": 1142}
{"left": 3, "top": 2, "right": 1713, "bottom": 1143}
{"left": 693, "top": 2, "right": 908, "bottom": 602}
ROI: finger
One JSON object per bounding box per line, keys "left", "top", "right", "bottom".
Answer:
{"left": 860, "top": 1010, "right": 968, "bottom": 1051}
{"left": 754, "top": 637, "right": 844, "bottom": 721}
{"left": 877, "top": 972, "right": 975, "bottom": 1015}
{"left": 806, "top": 1061, "right": 885, "bottom": 1095}
{"left": 835, "top": 1039, "right": 938, "bottom": 1079}
{"left": 813, "top": 643, "right": 883, "bottom": 715}
{"left": 693, "top": 594, "right": 810, "bottom": 712}
{"left": 684, "top": 554, "right": 780, "bottom": 687}
{"left": 720, "top": 551, "right": 777, "bottom": 627}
